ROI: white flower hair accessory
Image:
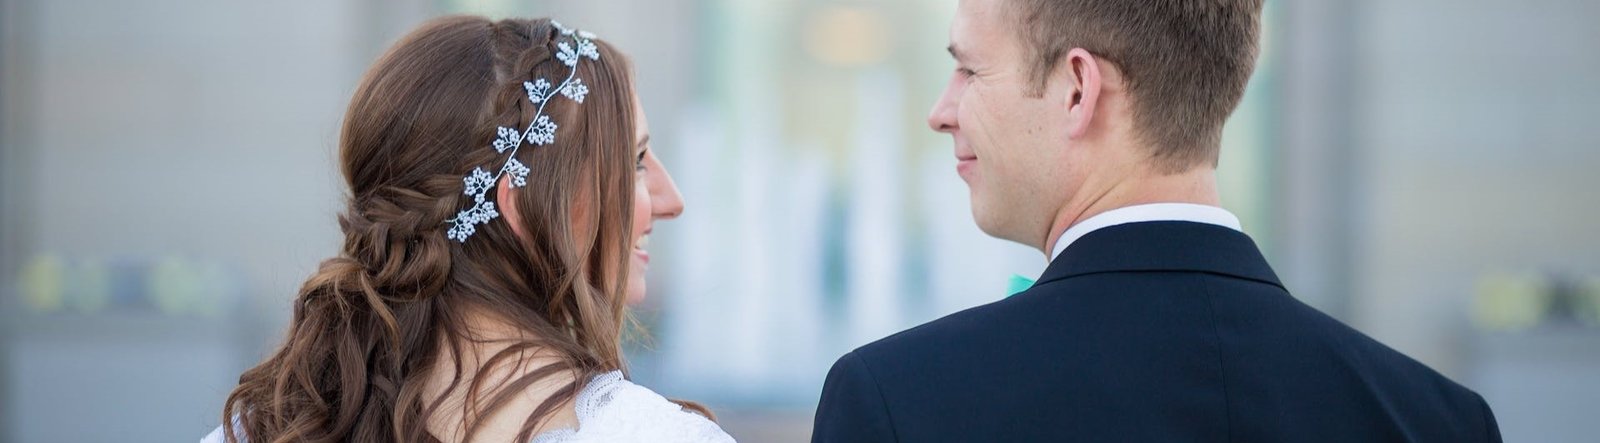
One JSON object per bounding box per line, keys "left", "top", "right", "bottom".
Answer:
{"left": 445, "top": 21, "right": 602, "bottom": 243}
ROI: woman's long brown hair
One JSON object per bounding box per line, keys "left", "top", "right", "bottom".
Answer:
{"left": 221, "top": 16, "right": 676, "bottom": 442}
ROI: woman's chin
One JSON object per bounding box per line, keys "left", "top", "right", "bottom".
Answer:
{"left": 624, "top": 275, "right": 647, "bottom": 305}
{"left": 625, "top": 253, "right": 649, "bottom": 304}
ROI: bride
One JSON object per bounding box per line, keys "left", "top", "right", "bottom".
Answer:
{"left": 203, "top": 16, "right": 732, "bottom": 443}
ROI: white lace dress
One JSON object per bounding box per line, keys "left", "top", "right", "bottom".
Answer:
{"left": 200, "top": 371, "right": 734, "bottom": 443}
{"left": 530, "top": 371, "right": 733, "bottom": 442}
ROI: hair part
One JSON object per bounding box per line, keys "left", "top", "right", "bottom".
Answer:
{"left": 1006, "top": 0, "right": 1263, "bottom": 174}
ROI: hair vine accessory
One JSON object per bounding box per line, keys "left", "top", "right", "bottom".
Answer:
{"left": 445, "top": 21, "right": 601, "bottom": 243}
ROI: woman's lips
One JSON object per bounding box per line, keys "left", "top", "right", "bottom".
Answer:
{"left": 633, "top": 234, "right": 650, "bottom": 265}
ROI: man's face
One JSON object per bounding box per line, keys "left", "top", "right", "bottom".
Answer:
{"left": 928, "top": 0, "right": 1077, "bottom": 249}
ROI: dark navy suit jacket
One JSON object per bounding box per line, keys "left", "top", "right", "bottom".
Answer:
{"left": 812, "top": 222, "right": 1501, "bottom": 442}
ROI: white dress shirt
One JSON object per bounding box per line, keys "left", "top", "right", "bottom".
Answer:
{"left": 1049, "top": 203, "right": 1244, "bottom": 262}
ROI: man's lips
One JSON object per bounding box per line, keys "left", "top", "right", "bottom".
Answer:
{"left": 955, "top": 152, "right": 978, "bottom": 179}
{"left": 954, "top": 142, "right": 977, "bottom": 163}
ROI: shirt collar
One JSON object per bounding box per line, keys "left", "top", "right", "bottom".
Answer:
{"left": 1049, "top": 203, "right": 1243, "bottom": 261}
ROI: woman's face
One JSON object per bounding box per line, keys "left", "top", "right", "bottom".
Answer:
{"left": 626, "top": 94, "right": 684, "bottom": 304}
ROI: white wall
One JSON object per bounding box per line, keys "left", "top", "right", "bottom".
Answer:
{"left": 0, "top": 0, "right": 388, "bottom": 440}
{"left": 1346, "top": 2, "right": 1600, "bottom": 440}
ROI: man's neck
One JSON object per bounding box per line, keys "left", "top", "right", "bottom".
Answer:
{"left": 1040, "top": 167, "right": 1220, "bottom": 257}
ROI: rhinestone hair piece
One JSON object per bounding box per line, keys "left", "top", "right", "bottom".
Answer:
{"left": 446, "top": 21, "right": 600, "bottom": 242}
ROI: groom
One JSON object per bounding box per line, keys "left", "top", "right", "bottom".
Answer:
{"left": 812, "top": 0, "right": 1502, "bottom": 441}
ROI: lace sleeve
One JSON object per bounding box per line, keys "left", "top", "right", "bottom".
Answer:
{"left": 531, "top": 371, "right": 735, "bottom": 443}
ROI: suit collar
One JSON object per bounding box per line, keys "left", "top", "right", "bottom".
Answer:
{"left": 1049, "top": 203, "right": 1244, "bottom": 261}
{"left": 1036, "top": 221, "right": 1284, "bottom": 289}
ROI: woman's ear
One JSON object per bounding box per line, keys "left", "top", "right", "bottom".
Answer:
{"left": 495, "top": 177, "right": 528, "bottom": 240}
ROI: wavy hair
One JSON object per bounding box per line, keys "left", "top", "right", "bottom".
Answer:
{"left": 220, "top": 16, "right": 688, "bottom": 442}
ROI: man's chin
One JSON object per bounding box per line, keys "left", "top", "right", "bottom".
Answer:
{"left": 969, "top": 199, "right": 1031, "bottom": 246}
{"left": 969, "top": 202, "right": 1003, "bottom": 237}
{"left": 973, "top": 219, "right": 1007, "bottom": 241}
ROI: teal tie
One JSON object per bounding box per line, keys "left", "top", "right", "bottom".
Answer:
{"left": 1006, "top": 274, "right": 1036, "bottom": 297}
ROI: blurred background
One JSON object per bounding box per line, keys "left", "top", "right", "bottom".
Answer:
{"left": 3, "top": 0, "right": 1598, "bottom": 441}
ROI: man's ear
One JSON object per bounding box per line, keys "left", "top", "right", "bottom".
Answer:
{"left": 1061, "top": 48, "right": 1102, "bottom": 140}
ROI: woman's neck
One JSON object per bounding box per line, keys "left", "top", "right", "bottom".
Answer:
{"left": 422, "top": 310, "right": 581, "bottom": 443}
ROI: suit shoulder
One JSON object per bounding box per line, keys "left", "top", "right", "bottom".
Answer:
{"left": 851, "top": 295, "right": 1026, "bottom": 364}
{"left": 1341, "top": 323, "right": 1484, "bottom": 399}
{"left": 1237, "top": 290, "right": 1490, "bottom": 411}
{"left": 1313, "top": 319, "right": 1498, "bottom": 435}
